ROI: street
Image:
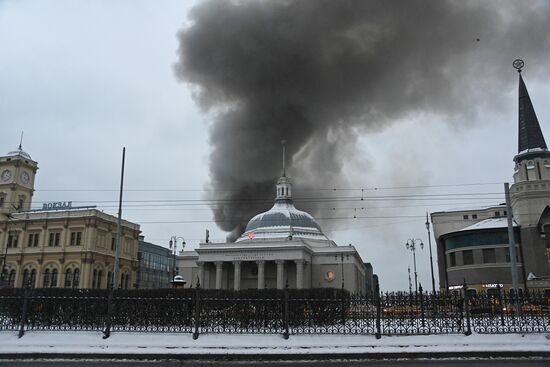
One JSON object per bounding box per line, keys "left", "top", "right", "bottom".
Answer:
{"left": 1, "top": 359, "right": 549, "bottom": 367}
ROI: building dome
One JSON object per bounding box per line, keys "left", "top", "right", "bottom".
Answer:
{"left": 6, "top": 147, "right": 32, "bottom": 160}
{"left": 236, "top": 174, "right": 328, "bottom": 242}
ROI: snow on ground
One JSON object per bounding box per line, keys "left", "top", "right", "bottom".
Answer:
{"left": 0, "top": 331, "right": 549, "bottom": 355}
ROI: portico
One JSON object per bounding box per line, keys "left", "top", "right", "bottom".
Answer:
{"left": 195, "top": 241, "right": 311, "bottom": 290}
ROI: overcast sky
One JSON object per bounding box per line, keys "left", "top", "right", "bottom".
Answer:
{"left": 1, "top": 0, "right": 549, "bottom": 290}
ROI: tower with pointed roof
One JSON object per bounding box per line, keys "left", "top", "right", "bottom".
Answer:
{"left": 510, "top": 65, "right": 550, "bottom": 280}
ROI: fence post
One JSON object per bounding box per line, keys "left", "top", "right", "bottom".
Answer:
{"left": 463, "top": 279, "right": 471, "bottom": 336}
{"left": 283, "top": 284, "right": 289, "bottom": 339}
{"left": 192, "top": 279, "right": 201, "bottom": 340}
{"left": 419, "top": 283, "right": 425, "bottom": 329}
{"left": 497, "top": 282, "right": 505, "bottom": 327}
{"left": 375, "top": 283, "right": 381, "bottom": 339}
{"left": 18, "top": 280, "right": 31, "bottom": 338}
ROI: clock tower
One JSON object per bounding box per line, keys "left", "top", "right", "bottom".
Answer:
{"left": 0, "top": 144, "right": 38, "bottom": 215}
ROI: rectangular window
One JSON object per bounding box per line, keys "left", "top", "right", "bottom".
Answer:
{"left": 0, "top": 196, "right": 4, "bottom": 207}
{"left": 472, "top": 214, "right": 478, "bottom": 219}
{"left": 27, "top": 233, "right": 39, "bottom": 247}
{"left": 482, "top": 248, "right": 496, "bottom": 263}
{"left": 7, "top": 233, "right": 19, "bottom": 248}
{"left": 449, "top": 252, "right": 456, "bottom": 267}
{"left": 111, "top": 237, "right": 116, "bottom": 251}
{"left": 70, "top": 231, "right": 82, "bottom": 246}
{"left": 463, "top": 215, "right": 469, "bottom": 220}
{"left": 48, "top": 232, "right": 61, "bottom": 247}
{"left": 505, "top": 247, "right": 520, "bottom": 262}
{"left": 495, "top": 211, "right": 500, "bottom": 217}
{"left": 462, "top": 250, "right": 474, "bottom": 265}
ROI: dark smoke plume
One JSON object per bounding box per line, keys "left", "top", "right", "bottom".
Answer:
{"left": 175, "top": 0, "right": 550, "bottom": 241}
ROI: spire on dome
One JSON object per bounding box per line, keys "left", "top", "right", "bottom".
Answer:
{"left": 276, "top": 139, "right": 292, "bottom": 201}
{"left": 517, "top": 64, "right": 547, "bottom": 153}
{"left": 19, "top": 131, "right": 24, "bottom": 151}
{"left": 281, "top": 139, "right": 286, "bottom": 177}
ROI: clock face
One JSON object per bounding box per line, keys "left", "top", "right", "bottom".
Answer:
{"left": 1, "top": 169, "right": 12, "bottom": 182}
{"left": 21, "top": 171, "right": 30, "bottom": 184}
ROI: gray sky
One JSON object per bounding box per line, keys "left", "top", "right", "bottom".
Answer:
{"left": 1, "top": 0, "right": 549, "bottom": 290}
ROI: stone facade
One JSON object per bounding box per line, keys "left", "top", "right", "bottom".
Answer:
{"left": 0, "top": 147, "right": 140, "bottom": 289}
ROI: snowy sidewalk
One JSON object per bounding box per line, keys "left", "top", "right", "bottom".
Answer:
{"left": 1, "top": 331, "right": 550, "bottom": 360}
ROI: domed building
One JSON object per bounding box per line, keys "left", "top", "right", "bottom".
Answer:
{"left": 178, "top": 166, "right": 370, "bottom": 293}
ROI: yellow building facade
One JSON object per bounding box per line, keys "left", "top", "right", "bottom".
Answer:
{"left": 0, "top": 146, "right": 140, "bottom": 289}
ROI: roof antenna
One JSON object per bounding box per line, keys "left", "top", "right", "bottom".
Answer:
{"left": 281, "top": 139, "right": 286, "bottom": 177}
{"left": 18, "top": 131, "right": 24, "bottom": 150}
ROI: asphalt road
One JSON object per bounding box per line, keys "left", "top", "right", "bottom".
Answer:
{"left": 1, "top": 359, "right": 549, "bottom": 367}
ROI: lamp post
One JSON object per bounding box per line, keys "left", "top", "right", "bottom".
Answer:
{"left": 408, "top": 266, "right": 412, "bottom": 294}
{"left": 169, "top": 236, "right": 185, "bottom": 282}
{"left": 425, "top": 212, "right": 437, "bottom": 294}
{"left": 405, "top": 238, "right": 423, "bottom": 293}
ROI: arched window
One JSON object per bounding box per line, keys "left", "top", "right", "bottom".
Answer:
{"left": 97, "top": 270, "right": 103, "bottom": 289}
{"left": 120, "top": 274, "right": 125, "bottom": 289}
{"left": 92, "top": 269, "right": 97, "bottom": 289}
{"left": 51, "top": 269, "right": 58, "bottom": 287}
{"left": 22, "top": 269, "right": 29, "bottom": 287}
{"left": 43, "top": 269, "right": 51, "bottom": 288}
{"left": 30, "top": 269, "right": 36, "bottom": 288}
{"left": 73, "top": 269, "right": 80, "bottom": 289}
{"left": 0, "top": 269, "right": 6, "bottom": 284}
{"left": 125, "top": 273, "right": 129, "bottom": 289}
{"left": 107, "top": 271, "right": 112, "bottom": 289}
{"left": 64, "top": 269, "right": 73, "bottom": 288}
{"left": 8, "top": 270, "right": 16, "bottom": 287}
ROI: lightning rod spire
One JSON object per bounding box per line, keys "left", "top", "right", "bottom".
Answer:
{"left": 281, "top": 139, "right": 286, "bottom": 177}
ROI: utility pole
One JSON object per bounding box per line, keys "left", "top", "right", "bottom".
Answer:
{"left": 425, "top": 212, "right": 437, "bottom": 294}
{"left": 504, "top": 182, "right": 520, "bottom": 317}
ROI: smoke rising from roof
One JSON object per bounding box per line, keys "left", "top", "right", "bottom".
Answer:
{"left": 174, "top": 0, "right": 550, "bottom": 241}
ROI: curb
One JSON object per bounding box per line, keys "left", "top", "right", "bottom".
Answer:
{"left": 1, "top": 351, "right": 550, "bottom": 361}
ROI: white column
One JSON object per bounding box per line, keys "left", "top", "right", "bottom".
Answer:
{"left": 295, "top": 260, "right": 304, "bottom": 289}
{"left": 233, "top": 261, "right": 241, "bottom": 291}
{"left": 196, "top": 261, "right": 204, "bottom": 288}
{"left": 256, "top": 260, "right": 265, "bottom": 290}
{"left": 276, "top": 260, "right": 285, "bottom": 290}
{"left": 215, "top": 261, "right": 223, "bottom": 290}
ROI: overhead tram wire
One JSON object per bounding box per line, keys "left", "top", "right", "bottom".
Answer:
{"left": 28, "top": 192, "right": 504, "bottom": 204}
{"left": 33, "top": 181, "right": 504, "bottom": 192}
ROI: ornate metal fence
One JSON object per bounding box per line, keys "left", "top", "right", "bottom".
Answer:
{"left": 0, "top": 285, "right": 548, "bottom": 338}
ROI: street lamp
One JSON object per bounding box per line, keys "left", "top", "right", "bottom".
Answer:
{"left": 335, "top": 253, "right": 347, "bottom": 289}
{"left": 405, "top": 238, "right": 423, "bottom": 293}
{"left": 408, "top": 266, "right": 412, "bottom": 294}
{"left": 425, "top": 212, "right": 437, "bottom": 294}
{"left": 169, "top": 236, "right": 185, "bottom": 282}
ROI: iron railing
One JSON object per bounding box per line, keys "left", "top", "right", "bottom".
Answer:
{"left": 0, "top": 284, "right": 548, "bottom": 339}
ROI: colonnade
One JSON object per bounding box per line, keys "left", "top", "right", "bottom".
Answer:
{"left": 196, "top": 259, "right": 306, "bottom": 290}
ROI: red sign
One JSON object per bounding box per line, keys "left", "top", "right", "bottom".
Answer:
{"left": 247, "top": 232, "right": 255, "bottom": 239}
